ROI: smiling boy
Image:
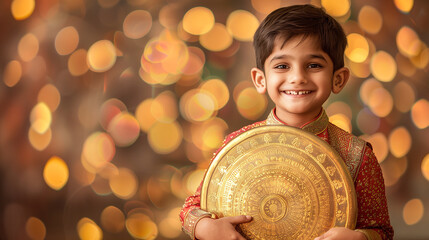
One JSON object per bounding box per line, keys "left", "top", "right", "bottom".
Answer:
{"left": 180, "top": 4, "right": 393, "bottom": 240}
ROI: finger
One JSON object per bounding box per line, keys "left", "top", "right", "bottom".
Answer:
{"left": 226, "top": 215, "right": 252, "bottom": 225}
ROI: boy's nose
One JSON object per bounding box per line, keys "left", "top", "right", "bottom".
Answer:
{"left": 287, "top": 68, "right": 307, "bottom": 84}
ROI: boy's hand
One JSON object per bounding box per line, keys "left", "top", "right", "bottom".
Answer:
{"left": 194, "top": 215, "right": 252, "bottom": 240}
{"left": 314, "top": 227, "right": 366, "bottom": 240}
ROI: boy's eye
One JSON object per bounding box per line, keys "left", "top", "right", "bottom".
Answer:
{"left": 275, "top": 64, "right": 289, "bottom": 69}
{"left": 308, "top": 63, "right": 322, "bottom": 69}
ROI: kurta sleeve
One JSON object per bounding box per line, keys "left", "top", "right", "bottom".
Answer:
{"left": 354, "top": 144, "right": 394, "bottom": 240}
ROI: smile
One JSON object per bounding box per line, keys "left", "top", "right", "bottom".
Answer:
{"left": 284, "top": 90, "right": 312, "bottom": 95}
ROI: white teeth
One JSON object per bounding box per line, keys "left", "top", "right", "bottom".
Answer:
{"left": 285, "top": 90, "right": 311, "bottom": 95}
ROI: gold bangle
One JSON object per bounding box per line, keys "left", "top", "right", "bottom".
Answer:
{"left": 354, "top": 229, "right": 382, "bottom": 240}
{"left": 182, "top": 208, "right": 213, "bottom": 239}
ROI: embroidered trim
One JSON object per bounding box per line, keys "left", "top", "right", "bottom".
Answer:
{"left": 182, "top": 208, "right": 213, "bottom": 239}
{"left": 355, "top": 229, "right": 382, "bottom": 240}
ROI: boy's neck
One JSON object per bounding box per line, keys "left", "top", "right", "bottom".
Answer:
{"left": 274, "top": 108, "right": 323, "bottom": 128}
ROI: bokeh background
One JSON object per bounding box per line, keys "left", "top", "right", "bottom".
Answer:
{"left": 1, "top": 0, "right": 429, "bottom": 239}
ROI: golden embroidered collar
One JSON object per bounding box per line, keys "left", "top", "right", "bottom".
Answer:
{"left": 266, "top": 108, "right": 329, "bottom": 135}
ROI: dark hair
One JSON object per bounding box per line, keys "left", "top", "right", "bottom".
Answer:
{"left": 253, "top": 4, "right": 347, "bottom": 72}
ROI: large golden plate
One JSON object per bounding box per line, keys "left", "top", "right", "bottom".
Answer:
{"left": 201, "top": 125, "right": 357, "bottom": 239}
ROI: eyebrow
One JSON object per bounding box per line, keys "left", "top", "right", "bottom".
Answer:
{"left": 269, "top": 54, "right": 328, "bottom": 63}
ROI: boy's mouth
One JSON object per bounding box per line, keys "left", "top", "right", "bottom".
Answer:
{"left": 283, "top": 90, "right": 312, "bottom": 95}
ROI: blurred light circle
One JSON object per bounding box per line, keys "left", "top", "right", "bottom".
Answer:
{"left": 345, "top": 33, "right": 369, "bottom": 63}
{"left": 251, "top": 0, "right": 281, "bottom": 14}
{"left": 370, "top": 51, "right": 397, "bottom": 82}
{"left": 18, "top": 33, "right": 39, "bottom": 62}
{"left": 185, "top": 169, "right": 205, "bottom": 194}
{"left": 396, "top": 26, "right": 422, "bottom": 57}
{"left": 368, "top": 87, "right": 393, "bottom": 117}
{"left": 321, "top": 0, "right": 350, "bottom": 17}
{"left": 359, "top": 78, "right": 382, "bottom": 105}
{"left": 68, "top": 49, "right": 89, "bottom": 76}
{"left": 43, "top": 156, "right": 69, "bottom": 190}
{"left": 201, "top": 119, "right": 228, "bottom": 149}
{"left": 126, "top": 213, "right": 158, "bottom": 240}
{"left": 159, "top": 3, "right": 181, "bottom": 29}
{"left": 226, "top": 10, "right": 259, "bottom": 42}
{"left": 358, "top": 5, "right": 383, "bottom": 34}
{"left": 329, "top": 113, "right": 351, "bottom": 133}
{"left": 11, "top": 0, "right": 35, "bottom": 20}
{"left": 422, "top": 154, "right": 429, "bottom": 181}
{"left": 123, "top": 10, "right": 152, "bottom": 39}
{"left": 107, "top": 112, "right": 140, "bottom": 147}
{"left": 236, "top": 87, "right": 267, "bottom": 120}
{"left": 82, "top": 132, "right": 116, "bottom": 172}
{"left": 396, "top": 53, "right": 416, "bottom": 77}
{"left": 28, "top": 127, "right": 52, "bottom": 151}
{"left": 182, "top": 7, "right": 214, "bottom": 35}
{"left": 101, "top": 206, "right": 125, "bottom": 233}
{"left": 381, "top": 156, "right": 408, "bottom": 187}
{"left": 403, "top": 198, "right": 424, "bottom": 225}
{"left": 77, "top": 218, "right": 103, "bottom": 240}
{"left": 135, "top": 99, "right": 157, "bottom": 132}
{"left": 410, "top": 45, "right": 429, "bottom": 69}
{"left": 348, "top": 59, "right": 371, "bottom": 78}
{"left": 109, "top": 168, "right": 138, "bottom": 199}
{"left": 180, "top": 89, "right": 216, "bottom": 122}
{"left": 99, "top": 98, "right": 127, "bottom": 131}
{"left": 152, "top": 91, "right": 178, "bottom": 123}
{"left": 395, "top": 0, "right": 414, "bottom": 13}
{"left": 38, "top": 84, "right": 61, "bottom": 112}
{"left": 200, "top": 79, "right": 230, "bottom": 110}
{"left": 25, "top": 217, "right": 46, "bottom": 240}
{"left": 148, "top": 121, "right": 183, "bottom": 154}
{"left": 326, "top": 101, "right": 352, "bottom": 120}
{"left": 87, "top": 40, "right": 117, "bottom": 72}
{"left": 30, "top": 102, "right": 52, "bottom": 134}
{"left": 357, "top": 108, "right": 380, "bottom": 134}
{"left": 55, "top": 26, "right": 79, "bottom": 55}
{"left": 3, "top": 60, "right": 22, "bottom": 87}
{"left": 388, "top": 127, "right": 412, "bottom": 158}
{"left": 159, "top": 217, "right": 182, "bottom": 238}
{"left": 393, "top": 81, "right": 415, "bottom": 113}
{"left": 182, "top": 46, "right": 205, "bottom": 75}
{"left": 364, "top": 132, "right": 388, "bottom": 163}
{"left": 411, "top": 99, "right": 429, "bottom": 129}
{"left": 200, "top": 23, "right": 233, "bottom": 52}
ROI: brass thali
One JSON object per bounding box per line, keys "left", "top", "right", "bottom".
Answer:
{"left": 200, "top": 125, "right": 357, "bottom": 240}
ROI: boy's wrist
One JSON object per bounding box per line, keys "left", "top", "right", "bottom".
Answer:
{"left": 182, "top": 208, "right": 213, "bottom": 239}
{"left": 354, "top": 229, "right": 382, "bottom": 240}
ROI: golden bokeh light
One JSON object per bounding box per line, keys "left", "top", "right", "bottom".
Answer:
{"left": 358, "top": 5, "right": 382, "bottom": 34}
{"left": 185, "top": 169, "right": 205, "bottom": 194}
{"left": 422, "top": 154, "right": 429, "bottom": 181}
{"left": 403, "top": 198, "right": 424, "bottom": 225}
{"left": 109, "top": 168, "right": 138, "bottom": 199}
{"left": 393, "top": 81, "right": 415, "bottom": 113}
{"left": 43, "top": 156, "right": 69, "bottom": 190}
{"left": 135, "top": 99, "right": 157, "bottom": 132}
{"left": 370, "top": 51, "right": 397, "bottom": 82}
{"left": 126, "top": 213, "right": 158, "bottom": 240}
{"left": 200, "top": 23, "right": 233, "bottom": 52}
{"left": 38, "top": 84, "right": 61, "bottom": 112}
{"left": 3, "top": 60, "right": 22, "bottom": 87}
{"left": 182, "top": 46, "right": 205, "bottom": 76}
{"left": 395, "top": 0, "right": 414, "bottom": 13}
{"left": 345, "top": 33, "right": 369, "bottom": 63}
{"left": 99, "top": 98, "right": 127, "bottom": 131}
{"left": 348, "top": 60, "right": 371, "bottom": 78}
{"left": 356, "top": 108, "right": 380, "bottom": 134}
{"left": 251, "top": 0, "right": 281, "bottom": 14}
{"left": 100, "top": 206, "right": 125, "bottom": 233}
{"left": 81, "top": 132, "right": 116, "bottom": 172}
{"left": 159, "top": 3, "right": 180, "bottom": 29}
{"left": 28, "top": 127, "right": 52, "bottom": 151}
{"left": 11, "top": 0, "right": 35, "bottom": 20}
{"left": 147, "top": 121, "right": 183, "bottom": 154}
{"left": 77, "top": 218, "right": 103, "bottom": 240}
{"left": 359, "top": 78, "right": 382, "bottom": 105}
{"left": 396, "top": 26, "right": 422, "bottom": 57}
{"left": 68, "top": 49, "right": 89, "bottom": 76}
{"left": 368, "top": 87, "right": 394, "bottom": 118}
{"left": 30, "top": 102, "right": 52, "bottom": 134}
{"left": 396, "top": 53, "right": 417, "bottom": 77}
{"left": 381, "top": 156, "right": 408, "bottom": 187}
{"left": 236, "top": 87, "right": 267, "bottom": 120}
{"left": 25, "top": 217, "right": 46, "bottom": 240}
{"left": 123, "top": 10, "right": 152, "bottom": 39}
{"left": 326, "top": 101, "right": 352, "bottom": 120}
{"left": 329, "top": 113, "right": 351, "bottom": 133}
{"left": 159, "top": 216, "right": 182, "bottom": 239}
{"left": 200, "top": 79, "right": 230, "bottom": 110}
{"left": 411, "top": 99, "right": 429, "bottom": 129}
{"left": 151, "top": 91, "right": 178, "bottom": 123}
{"left": 189, "top": 117, "right": 228, "bottom": 151}
{"left": 18, "top": 33, "right": 39, "bottom": 62}
{"left": 87, "top": 40, "right": 117, "bottom": 72}
{"left": 363, "top": 132, "right": 388, "bottom": 163}
{"left": 226, "top": 10, "right": 259, "bottom": 42}
{"left": 180, "top": 89, "right": 216, "bottom": 122}
{"left": 410, "top": 45, "right": 429, "bottom": 69}
{"left": 321, "top": 0, "right": 350, "bottom": 17}
{"left": 107, "top": 112, "right": 140, "bottom": 147}
{"left": 182, "top": 7, "right": 215, "bottom": 35}
{"left": 388, "top": 127, "right": 412, "bottom": 158}
{"left": 55, "top": 26, "right": 79, "bottom": 56}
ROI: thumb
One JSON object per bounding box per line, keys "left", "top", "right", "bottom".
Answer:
{"left": 226, "top": 215, "right": 252, "bottom": 225}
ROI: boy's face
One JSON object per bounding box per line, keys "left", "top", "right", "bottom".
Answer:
{"left": 251, "top": 35, "right": 349, "bottom": 126}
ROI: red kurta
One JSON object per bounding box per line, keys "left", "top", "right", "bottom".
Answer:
{"left": 180, "top": 109, "right": 393, "bottom": 240}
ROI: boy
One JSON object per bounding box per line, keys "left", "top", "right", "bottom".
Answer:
{"left": 180, "top": 4, "right": 393, "bottom": 240}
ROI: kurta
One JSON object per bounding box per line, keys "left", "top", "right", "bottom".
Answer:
{"left": 179, "top": 109, "right": 393, "bottom": 240}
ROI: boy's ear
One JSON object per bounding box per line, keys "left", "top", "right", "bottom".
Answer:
{"left": 251, "top": 67, "right": 267, "bottom": 94}
{"left": 332, "top": 67, "right": 350, "bottom": 94}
